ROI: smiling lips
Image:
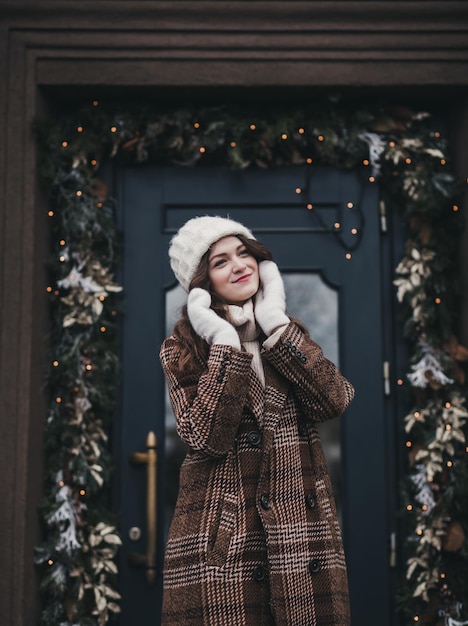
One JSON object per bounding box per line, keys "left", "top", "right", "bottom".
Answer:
{"left": 234, "top": 273, "right": 252, "bottom": 283}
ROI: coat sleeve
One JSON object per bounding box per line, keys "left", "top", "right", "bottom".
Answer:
{"left": 262, "top": 322, "right": 354, "bottom": 422}
{"left": 160, "top": 336, "right": 253, "bottom": 457}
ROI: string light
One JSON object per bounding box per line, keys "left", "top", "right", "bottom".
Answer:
{"left": 368, "top": 176, "right": 375, "bottom": 183}
{"left": 306, "top": 157, "right": 313, "bottom": 164}
{"left": 193, "top": 122, "right": 200, "bottom": 129}
{"left": 351, "top": 228, "right": 358, "bottom": 235}
{"left": 59, "top": 239, "right": 65, "bottom": 246}
{"left": 99, "top": 295, "right": 105, "bottom": 302}
{"left": 55, "top": 397, "right": 62, "bottom": 403}
{"left": 421, "top": 504, "right": 428, "bottom": 511}
{"left": 453, "top": 205, "right": 459, "bottom": 212}
{"left": 447, "top": 460, "right": 453, "bottom": 468}
{"left": 345, "top": 253, "right": 351, "bottom": 260}
{"left": 76, "top": 190, "right": 82, "bottom": 197}
{"left": 347, "top": 202, "right": 354, "bottom": 209}
{"left": 58, "top": 480, "right": 64, "bottom": 487}
{"left": 307, "top": 203, "right": 313, "bottom": 210}
{"left": 61, "top": 141, "right": 68, "bottom": 148}
{"left": 48, "top": 559, "right": 54, "bottom": 566}
{"left": 445, "top": 424, "right": 452, "bottom": 430}
{"left": 85, "top": 364, "right": 93, "bottom": 371}
{"left": 46, "top": 286, "right": 53, "bottom": 293}
{"left": 434, "top": 131, "right": 441, "bottom": 138}
{"left": 47, "top": 210, "right": 54, "bottom": 217}
{"left": 53, "top": 360, "right": 59, "bottom": 367}
{"left": 334, "top": 222, "right": 341, "bottom": 229}
{"left": 298, "top": 128, "right": 305, "bottom": 134}
{"left": 405, "top": 158, "right": 412, "bottom": 165}
{"left": 77, "top": 126, "right": 83, "bottom": 133}
{"left": 295, "top": 187, "right": 302, "bottom": 194}
{"left": 91, "top": 159, "right": 97, "bottom": 167}
{"left": 110, "top": 126, "right": 117, "bottom": 133}
{"left": 406, "top": 441, "right": 412, "bottom": 448}
{"left": 414, "top": 411, "right": 421, "bottom": 418}
{"left": 230, "top": 141, "right": 236, "bottom": 148}
{"left": 397, "top": 379, "right": 403, "bottom": 386}
{"left": 92, "top": 100, "right": 99, "bottom": 107}
{"left": 199, "top": 146, "right": 206, "bottom": 153}
{"left": 317, "top": 135, "right": 324, "bottom": 142}
{"left": 79, "top": 489, "right": 86, "bottom": 496}
{"left": 100, "top": 326, "right": 107, "bottom": 333}
{"left": 407, "top": 504, "right": 413, "bottom": 511}
{"left": 281, "top": 133, "right": 288, "bottom": 140}
{"left": 440, "top": 572, "right": 446, "bottom": 579}
{"left": 59, "top": 256, "right": 65, "bottom": 262}
{"left": 435, "top": 297, "right": 441, "bottom": 304}
{"left": 362, "top": 159, "right": 369, "bottom": 166}
{"left": 416, "top": 528, "right": 422, "bottom": 535}
{"left": 413, "top": 616, "right": 419, "bottom": 622}
{"left": 97, "top": 202, "right": 103, "bottom": 208}
{"left": 440, "top": 159, "right": 446, "bottom": 165}
{"left": 249, "top": 124, "right": 256, "bottom": 131}
{"left": 389, "top": 141, "right": 396, "bottom": 147}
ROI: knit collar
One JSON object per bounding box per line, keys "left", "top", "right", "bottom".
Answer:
{"left": 226, "top": 299, "right": 258, "bottom": 342}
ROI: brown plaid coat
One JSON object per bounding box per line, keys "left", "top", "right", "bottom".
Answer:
{"left": 160, "top": 322, "right": 354, "bottom": 625}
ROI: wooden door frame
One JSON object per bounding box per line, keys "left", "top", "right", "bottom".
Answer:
{"left": 1, "top": 2, "right": 468, "bottom": 623}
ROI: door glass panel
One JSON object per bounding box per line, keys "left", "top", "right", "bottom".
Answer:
{"left": 283, "top": 273, "right": 342, "bottom": 523}
{"left": 164, "top": 272, "right": 341, "bottom": 537}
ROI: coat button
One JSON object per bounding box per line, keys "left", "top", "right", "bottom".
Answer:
{"left": 247, "top": 431, "right": 261, "bottom": 447}
{"left": 253, "top": 565, "right": 266, "bottom": 581}
{"left": 309, "top": 558, "right": 321, "bottom": 574}
{"left": 260, "top": 494, "right": 271, "bottom": 510}
{"left": 306, "top": 494, "right": 317, "bottom": 509}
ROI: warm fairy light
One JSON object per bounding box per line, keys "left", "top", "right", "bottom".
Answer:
{"left": 445, "top": 424, "right": 452, "bottom": 430}
{"left": 465, "top": 446, "right": 468, "bottom": 453}
{"left": 413, "top": 616, "right": 419, "bottom": 622}
{"left": 56, "top": 397, "right": 62, "bottom": 403}
{"left": 76, "top": 190, "right": 82, "bottom": 197}
{"left": 230, "top": 141, "right": 236, "bottom": 147}
{"left": 193, "top": 122, "right": 200, "bottom": 129}
{"left": 199, "top": 146, "right": 206, "bottom": 153}
{"left": 54, "top": 290, "right": 59, "bottom": 296}
{"left": 406, "top": 441, "right": 412, "bottom": 448}
{"left": 79, "top": 489, "right": 86, "bottom": 496}
{"left": 416, "top": 528, "right": 422, "bottom": 535}
{"left": 62, "top": 141, "right": 68, "bottom": 148}
{"left": 447, "top": 460, "right": 453, "bottom": 468}
{"left": 97, "top": 202, "right": 103, "bottom": 208}
{"left": 91, "top": 159, "right": 97, "bottom": 166}
{"left": 59, "top": 256, "right": 65, "bottom": 262}
{"left": 440, "top": 159, "right": 446, "bottom": 165}
{"left": 85, "top": 364, "right": 93, "bottom": 371}
{"left": 421, "top": 504, "right": 428, "bottom": 511}
{"left": 99, "top": 295, "right": 105, "bottom": 301}
{"left": 362, "top": 159, "right": 369, "bottom": 166}
{"left": 77, "top": 126, "right": 83, "bottom": 133}
{"left": 347, "top": 202, "right": 354, "bottom": 208}
{"left": 307, "top": 203, "right": 313, "bottom": 210}
{"left": 440, "top": 572, "right": 446, "bottom": 579}
{"left": 48, "top": 559, "right": 54, "bottom": 566}
{"left": 435, "top": 297, "right": 441, "bottom": 304}
{"left": 93, "top": 100, "right": 99, "bottom": 107}
{"left": 369, "top": 176, "right": 375, "bottom": 183}
{"left": 334, "top": 222, "right": 341, "bottom": 229}
{"left": 453, "top": 205, "right": 459, "bottom": 212}
{"left": 281, "top": 133, "right": 288, "bottom": 140}
{"left": 46, "top": 286, "right": 53, "bottom": 293}
{"left": 405, "top": 158, "right": 411, "bottom": 164}
{"left": 250, "top": 124, "right": 256, "bottom": 131}
{"left": 58, "top": 480, "right": 64, "bottom": 487}
{"left": 298, "top": 127, "right": 305, "bottom": 134}
{"left": 53, "top": 360, "right": 59, "bottom": 367}
{"left": 351, "top": 228, "right": 358, "bottom": 235}
{"left": 345, "top": 253, "right": 352, "bottom": 260}
{"left": 434, "top": 131, "right": 441, "bottom": 138}
{"left": 407, "top": 505, "right": 413, "bottom": 511}
{"left": 295, "top": 188, "right": 302, "bottom": 194}
{"left": 48, "top": 210, "right": 54, "bottom": 217}
{"left": 397, "top": 379, "right": 403, "bottom": 386}
{"left": 428, "top": 476, "right": 434, "bottom": 482}
{"left": 100, "top": 326, "right": 107, "bottom": 333}
{"left": 59, "top": 239, "right": 65, "bottom": 246}
{"left": 317, "top": 135, "right": 324, "bottom": 142}
{"left": 389, "top": 141, "right": 396, "bottom": 147}
{"left": 110, "top": 126, "right": 117, "bottom": 133}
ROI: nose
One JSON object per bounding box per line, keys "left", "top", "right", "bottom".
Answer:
{"left": 232, "top": 257, "right": 247, "bottom": 272}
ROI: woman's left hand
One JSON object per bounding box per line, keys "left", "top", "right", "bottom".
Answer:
{"left": 254, "top": 260, "right": 290, "bottom": 336}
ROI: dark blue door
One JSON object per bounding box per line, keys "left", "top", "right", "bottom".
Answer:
{"left": 114, "top": 165, "right": 393, "bottom": 625}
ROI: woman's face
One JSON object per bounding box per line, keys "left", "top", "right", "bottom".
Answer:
{"left": 208, "top": 236, "right": 259, "bottom": 305}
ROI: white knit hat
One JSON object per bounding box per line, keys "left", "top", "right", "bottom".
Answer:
{"left": 169, "top": 215, "right": 256, "bottom": 291}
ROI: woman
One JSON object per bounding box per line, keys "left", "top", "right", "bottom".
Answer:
{"left": 160, "top": 215, "right": 354, "bottom": 625}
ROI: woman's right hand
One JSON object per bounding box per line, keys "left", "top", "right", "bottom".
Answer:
{"left": 187, "top": 288, "right": 241, "bottom": 349}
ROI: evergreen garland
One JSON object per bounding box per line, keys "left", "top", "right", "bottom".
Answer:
{"left": 34, "top": 99, "right": 467, "bottom": 625}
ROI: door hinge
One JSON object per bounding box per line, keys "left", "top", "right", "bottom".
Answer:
{"left": 389, "top": 531, "right": 397, "bottom": 568}
{"left": 379, "top": 199, "right": 387, "bottom": 233}
{"left": 383, "top": 361, "right": 391, "bottom": 396}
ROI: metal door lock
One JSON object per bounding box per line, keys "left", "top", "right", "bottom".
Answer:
{"left": 129, "top": 526, "right": 142, "bottom": 542}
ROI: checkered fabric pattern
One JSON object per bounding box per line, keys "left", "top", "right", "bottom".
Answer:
{"left": 160, "top": 322, "right": 354, "bottom": 625}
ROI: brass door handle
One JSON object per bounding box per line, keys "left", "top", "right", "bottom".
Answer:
{"left": 128, "top": 431, "right": 158, "bottom": 585}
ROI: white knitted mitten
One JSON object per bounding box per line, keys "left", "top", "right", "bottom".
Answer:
{"left": 187, "top": 288, "right": 241, "bottom": 349}
{"left": 254, "top": 261, "right": 290, "bottom": 336}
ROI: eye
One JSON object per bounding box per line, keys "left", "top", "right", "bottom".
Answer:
{"left": 239, "top": 248, "right": 249, "bottom": 257}
{"left": 213, "top": 258, "right": 226, "bottom": 268}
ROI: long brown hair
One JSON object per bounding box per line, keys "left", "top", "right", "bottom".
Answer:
{"left": 172, "top": 235, "right": 272, "bottom": 369}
